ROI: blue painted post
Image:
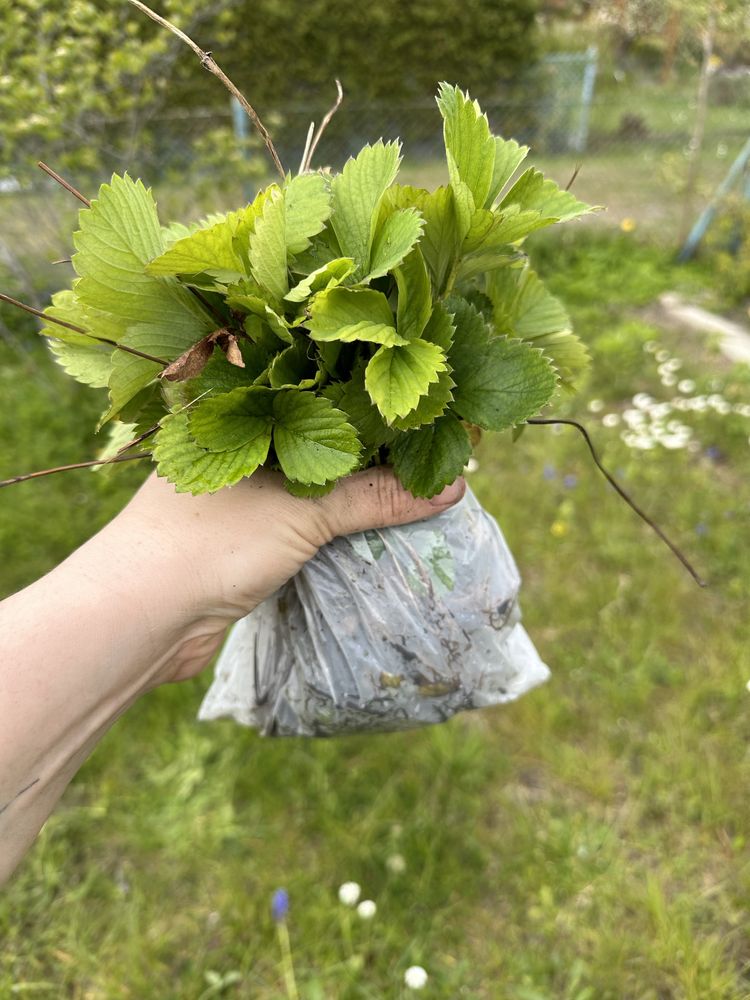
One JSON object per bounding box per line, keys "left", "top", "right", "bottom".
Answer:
{"left": 678, "top": 135, "right": 750, "bottom": 260}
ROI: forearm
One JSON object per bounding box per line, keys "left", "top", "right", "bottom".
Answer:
{"left": 0, "top": 518, "right": 204, "bottom": 884}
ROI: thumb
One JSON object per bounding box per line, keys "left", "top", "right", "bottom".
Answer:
{"left": 318, "top": 466, "right": 466, "bottom": 539}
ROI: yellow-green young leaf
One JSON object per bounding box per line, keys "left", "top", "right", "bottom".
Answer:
{"left": 418, "top": 186, "right": 461, "bottom": 295}
{"left": 485, "top": 136, "right": 529, "bottom": 208}
{"left": 390, "top": 412, "right": 472, "bottom": 498}
{"left": 42, "top": 290, "right": 112, "bottom": 388}
{"left": 365, "top": 208, "right": 424, "bottom": 282}
{"left": 389, "top": 369, "right": 455, "bottom": 431}
{"left": 394, "top": 247, "right": 432, "bottom": 341}
{"left": 285, "top": 257, "right": 356, "bottom": 303}
{"left": 284, "top": 478, "right": 337, "bottom": 498}
{"left": 188, "top": 386, "right": 275, "bottom": 452}
{"left": 284, "top": 172, "right": 332, "bottom": 254}
{"left": 307, "top": 287, "right": 407, "bottom": 346}
{"left": 272, "top": 391, "right": 361, "bottom": 485}
{"left": 448, "top": 298, "right": 557, "bottom": 431}
{"left": 249, "top": 188, "right": 288, "bottom": 302}
{"left": 147, "top": 209, "right": 250, "bottom": 279}
{"left": 436, "top": 83, "right": 495, "bottom": 213}
{"left": 72, "top": 174, "right": 210, "bottom": 341}
{"left": 463, "top": 205, "right": 550, "bottom": 256}
{"left": 500, "top": 167, "right": 595, "bottom": 223}
{"left": 153, "top": 410, "right": 270, "bottom": 494}
{"left": 365, "top": 339, "right": 447, "bottom": 422}
{"left": 330, "top": 140, "right": 402, "bottom": 277}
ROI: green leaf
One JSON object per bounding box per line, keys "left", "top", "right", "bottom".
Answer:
{"left": 390, "top": 413, "right": 471, "bottom": 498}
{"left": 284, "top": 257, "right": 355, "bottom": 303}
{"left": 395, "top": 247, "right": 432, "bottom": 341}
{"left": 448, "top": 299, "right": 557, "bottom": 431}
{"left": 249, "top": 188, "right": 288, "bottom": 302}
{"left": 269, "top": 338, "right": 318, "bottom": 389}
{"left": 419, "top": 186, "right": 461, "bottom": 295}
{"left": 390, "top": 369, "right": 455, "bottom": 431}
{"left": 42, "top": 290, "right": 112, "bottom": 388}
{"left": 500, "top": 167, "right": 594, "bottom": 223}
{"left": 365, "top": 207, "right": 424, "bottom": 282}
{"left": 487, "top": 267, "right": 590, "bottom": 390}
{"left": 284, "top": 172, "right": 332, "bottom": 254}
{"left": 365, "top": 339, "right": 447, "bottom": 422}
{"left": 332, "top": 361, "right": 391, "bottom": 450}
{"left": 105, "top": 323, "right": 193, "bottom": 421}
{"left": 485, "top": 136, "right": 528, "bottom": 207}
{"left": 307, "top": 287, "right": 407, "bottom": 346}
{"left": 272, "top": 391, "right": 361, "bottom": 485}
{"left": 147, "top": 210, "right": 249, "bottom": 280}
{"left": 153, "top": 410, "right": 270, "bottom": 494}
{"left": 422, "top": 301, "right": 456, "bottom": 351}
{"left": 330, "top": 140, "right": 401, "bottom": 278}
{"left": 191, "top": 340, "right": 273, "bottom": 396}
{"left": 436, "top": 82, "right": 495, "bottom": 212}
{"left": 188, "top": 386, "right": 275, "bottom": 452}
{"left": 283, "top": 478, "right": 337, "bottom": 498}
{"left": 72, "top": 174, "right": 210, "bottom": 341}
{"left": 463, "top": 205, "right": 549, "bottom": 255}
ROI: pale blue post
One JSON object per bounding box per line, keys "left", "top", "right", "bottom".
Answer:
{"left": 572, "top": 46, "right": 598, "bottom": 154}
{"left": 678, "top": 135, "right": 750, "bottom": 260}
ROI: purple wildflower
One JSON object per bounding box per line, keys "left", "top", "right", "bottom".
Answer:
{"left": 271, "top": 888, "right": 290, "bottom": 923}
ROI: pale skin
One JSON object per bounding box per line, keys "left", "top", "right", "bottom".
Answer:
{"left": 0, "top": 467, "right": 465, "bottom": 885}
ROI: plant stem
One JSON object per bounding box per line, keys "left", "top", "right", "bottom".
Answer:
{"left": 527, "top": 417, "right": 706, "bottom": 587}
{"left": 37, "top": 162, "right": 91, "bottom": 207}
{"left": 275, "top": 922, "right": 299, "bottom": 1000}
{"left": 0, "top": 452, "right": 151, "bottom": 489}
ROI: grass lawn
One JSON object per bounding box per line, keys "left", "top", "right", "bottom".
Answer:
{"left": 1, "top": 224, "right": 749, "bottom": 998}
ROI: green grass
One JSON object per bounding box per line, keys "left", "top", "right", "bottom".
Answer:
{"left": 1, "top": 232, "right": 750, "bottom": 998}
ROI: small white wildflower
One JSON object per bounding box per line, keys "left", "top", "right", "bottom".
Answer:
{"left": 623, "top": 409, "right": 646, "bottom": 427}
{"left": 357, "top": 899, "right": 377, "bottom": 920}
{"left": 714, "top": 400, "right": 732, "bottom": 415}
{"left": 746, "top": 679, "right": 750, "bottom": 693}
{"left": 649, "top": 402, "right": 673, "bottom": 420}
{"left": 659, "top": 433, "right": 691, "bottom": 450}
{"left": 678, "top": 379, "right": 696, "bottom": 394}
{"left": 464, "top": 456, "right": 479, "bottom": 473}
{"left": 736, "top": 404, "right": 750, "bottom": 418}
{"left": 404, "top": 966, "right": 429, "bottom": 989}
{"left": 632, "top": 392, "right": 653, "bottom": 410}
{"left": 661, "top": 373, "right": 678, "bottom": 387}
{"left": 602, "top": 413, "right": 620, "bottom": 428}
{"left": 386, "top": 853, "right": 407, "bottom": 874}
{"left": 690, "top": 396, "right": 708, "bottom": 412}
{"left": 587, "top": 398, "right": 604, "bottom": 413}
{"left": 643, "top": 340, "right": 658, "bottom": 353}
{"left": 656, "top": 349, "right": 671, "bottom": 363}
{"left": 338, "top": 882, "right": 361, "bottom": 907}
{"left": 665, "top": 358, "right": 682, "bottom": 372}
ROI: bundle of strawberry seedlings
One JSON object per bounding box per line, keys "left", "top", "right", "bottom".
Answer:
{"left": 30, "top": 82, "right": 599, "bottom": 735}
{"left": 42, "top": 83, "right": 592, "bottom": 500}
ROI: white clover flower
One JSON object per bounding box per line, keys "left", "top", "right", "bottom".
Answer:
{"left": 587, "top": 398, "right": 604, "bottom": 413}
{"left": 736, "top": 404, "right": 750, "bottom": 418}
{"left": 656, "top": 349, "right": 671, "bottom": 363}
{"left": 338, "top": 882, "right": 361, "bottom": 907}
{"left": 643, "top": 341, "right": 658, "bottom": 353}
{"left": 678, "top": 379, "right": 696, "bottom": 394}
{"left": 404, "top": 966, "right": 429, "bottom": 989}
{"left": 623, "top": 409, "right": 646, "bottom": 427}
{"left": 714, "top": 400, "right": 732, "bottom": 415}
{"left": 661, "top": 373, "right": 678, "bottom": 387}
{"left": 660, "top": 433, "right": 690, "bottom": 450}
{"left": 649, "top": 402, "right": 673, "bottom": 419}
{"left": 602, "top": 413, "right": 620, "bottom": 428}
{"left": 665, "top": 358, "right": 682, "bottom": 372}
{"left": 357, "top": 899, "right": 377, "bottom": 920}
{"left": 386, "top": 853, "right": 407, "bottom": 874}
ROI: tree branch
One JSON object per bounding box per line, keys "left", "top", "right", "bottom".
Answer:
{"left": 126, "top": 0, "right": 285, "bottom": 180}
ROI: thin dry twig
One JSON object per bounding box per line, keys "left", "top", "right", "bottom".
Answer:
{"left": 0, "top": 292, "right": 168, "bottom": 365}
{"left": 565, "top": 163, "right": 582, "bottom": 192}
{"left": 298, "top": 121, "right": 316, "bottom": 175}
{"left": 127, "top": 0, "right": 285, "bottom": 179}
{"left": 0, "top": 452, "right": 151, "bottom": 489}
{"left": 37, "top": 161, "right": 91, "bottom": 207}
{"left": 528, "top": 417, "right": 707, "bottom": 587}
{"left": 303, "top": 79, "right": 344, "bottom": 173}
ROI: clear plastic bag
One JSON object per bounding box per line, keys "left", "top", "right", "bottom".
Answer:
{"left": 198, "top": 487, "right": 550, "bottom": 736}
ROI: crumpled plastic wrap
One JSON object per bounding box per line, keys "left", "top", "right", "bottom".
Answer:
{"left": 198, "top": 487, "right": 550, "bottom": 736}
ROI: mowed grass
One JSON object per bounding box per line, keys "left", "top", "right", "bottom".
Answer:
{"left": 1, "top": 229, "right": 749, "bottom": 998}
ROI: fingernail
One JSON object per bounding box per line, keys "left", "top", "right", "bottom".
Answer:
{"left": 429, "top": 477, "right": 466, "bottom": 507}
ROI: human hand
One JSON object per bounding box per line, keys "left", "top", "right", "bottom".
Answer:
{"left": 111, "top": 467, "right": 467, "bottom": 684}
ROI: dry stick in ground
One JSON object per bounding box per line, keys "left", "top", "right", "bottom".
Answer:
{"left": 126, "top": 0, "right": 285, "bottom": 180}
{"left": 528, "top": 417, "right": 706, "bottom": 588}
{"left": 0, "top": 293, "right": 169, "bottom": 365}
